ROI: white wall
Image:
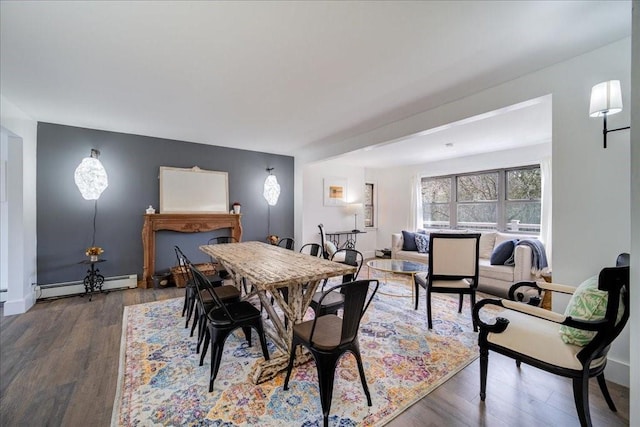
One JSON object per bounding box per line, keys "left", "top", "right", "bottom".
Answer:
{"left": 0, "top": 96, "right": 37, "bottom": 315}
{"left": 300, "top": 161, "right": 377, "bottom": 259}
{"left": 296, "top": 38, "right": 632, "bottom": 387}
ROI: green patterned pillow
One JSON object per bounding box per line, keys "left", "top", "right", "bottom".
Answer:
{"left": 559, "top": 275, "right": 622, "bottom": 346}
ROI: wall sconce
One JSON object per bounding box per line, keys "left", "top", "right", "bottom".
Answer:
{"left": 589, "top": 80, "right": 630, "bottom": 148}
{"left": 74, "top": 149, "right": 108, "bottom": 200}
{"left": 346, "top": 202, "right": 363, "bottom": 232}
{"left": 263, "top": 167, "right": 280, "bottom": 206}
{"left": 263, "top": 167, "right": 280, "bottom": 240}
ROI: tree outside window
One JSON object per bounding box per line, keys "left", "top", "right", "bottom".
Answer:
{"left": 420, "top": 166, "right": 541, "bottom": 233}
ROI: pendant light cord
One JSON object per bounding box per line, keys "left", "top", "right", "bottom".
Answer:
{"left": 92, "top": 200, "right": 98, "bottom": 247}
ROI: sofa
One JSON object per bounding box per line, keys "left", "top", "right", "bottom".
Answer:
{"left": 391, "top": 229, "right": 540, "bottom": 298}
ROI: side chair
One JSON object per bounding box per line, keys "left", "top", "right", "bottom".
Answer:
{"left": 318, "top": 223, "right": 330, "bottom": 259}
{"left": 174, "top": 245, "right": 226, "bottom": 328}
{"left": 189, "top": 265, "right": 270, "bottom": 392}
{"left": 310, "top": 248, "right": 363, "bottom": 316}
{"left": 284, "top": 279, "right": 379, "bottom": 427}
{"left": 300, "top": 243, "right": 324, "bottom": 258}
{"left": 414, "top": 233, "right": 481, "bottom": 331}
{"left": 472, "top": 254, "right": 630, "bottom": 427}
{"left": 277, "top": 237, "right": 295, "bottom": 250}
{"left": 174, "top": 246, "right": 241, "bottom": 351}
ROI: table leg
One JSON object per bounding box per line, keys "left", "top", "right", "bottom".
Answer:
{"left": 247, "top": 280, "right": 319, "bottom": 384}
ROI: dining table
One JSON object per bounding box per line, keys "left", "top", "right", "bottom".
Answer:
{"left": 200, "top": 241, "right": 356, "bottom": 384}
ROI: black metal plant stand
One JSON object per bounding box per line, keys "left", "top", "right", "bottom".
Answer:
{"left": 79, "top": 259, "right": 107, "bottom": 301}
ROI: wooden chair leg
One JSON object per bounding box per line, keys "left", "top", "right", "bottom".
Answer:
{"left": 426, "top": 289, "right": 433, "bottom": 329}
{"left": 414, "top": 282, "right": 420, "bottom": 310}
{"left": 597, "top": 373, "right": 617, "bottom": 412}
{"left": 458, "top": 294, "right": 463, "bottom": 312}
{"left": 479, "top": 347, "right": 488, "bottom": 401}
{"left": 470, "top": 292, "right": 477, "bottom": 332}
{"left": 572, "top": 376, "right": 593, "bottom": 427}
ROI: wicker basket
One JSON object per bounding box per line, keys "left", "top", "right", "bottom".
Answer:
{"left": 170, "top": 262, "right": 217, "bottom": 288}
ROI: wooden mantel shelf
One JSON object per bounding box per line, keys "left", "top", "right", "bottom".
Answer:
{"left": 140, "top": 213, "right": 242, "bottom": 288}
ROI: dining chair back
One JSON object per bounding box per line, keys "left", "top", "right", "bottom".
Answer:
{"left": 277, "top": 237, "right": 295, "bottom": 250}
{"left": 318, "top": 223, "right": 329, "bottom": 259}
{"left": 415, "top": 233, "right": 481, "bottom": 331}
{"left": 300, "top": 243, "right": 323, "bottom": 258}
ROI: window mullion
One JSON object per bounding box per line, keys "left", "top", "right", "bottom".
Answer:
{"left": 451, "top": 177, "right": 457, "bottom": 229}
{"left": 497, "top": 170, "right": 505, "bottom": 231}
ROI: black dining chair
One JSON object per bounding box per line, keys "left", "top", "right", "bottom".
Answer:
{"left": 300, "top": 243, "right": 324, "bottom": 258}
{"left": 174, "top": 245, "right": 227, "bottom": 329}
{"left": 174, "top": 246, "right": 241, "bottom": 351}
{"left": 277, "top": 237, "right": 295, "bottom": 250}
{"left": 189, "top": 264, "right": 270, "bottom": 392}
{"left": 310, "top": 248, "right": 363, "bottom": 316}
{"left": 284, "top": 279, "right": 379, "bottom": 427}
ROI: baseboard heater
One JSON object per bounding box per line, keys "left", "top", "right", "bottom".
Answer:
{"left": 37, "top": 274, "right": 138, "bottom": 300}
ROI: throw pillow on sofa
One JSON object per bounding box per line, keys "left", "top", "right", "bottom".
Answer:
{"left": 490, "top": 239, "right": 517, "bottom": 265}
{"left": 414, "top": 233, "right": 430, "bottom": 253}
{"left": 402, "top": 230, "right": 423, "bottom": 251}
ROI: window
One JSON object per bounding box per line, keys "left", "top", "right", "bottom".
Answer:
{"left": 420, "top": 166, "right": 541, "bottom": 233}
{"left": 364, "top": 182, "right": 375, "bottom": 227}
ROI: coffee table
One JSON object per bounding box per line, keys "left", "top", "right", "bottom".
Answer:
{"left": 366, "top": 259, "right": 429, "bottom": 307}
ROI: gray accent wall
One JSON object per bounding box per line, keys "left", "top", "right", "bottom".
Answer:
{"left": 36, "top": 123, "right": 294, "bottom": 285}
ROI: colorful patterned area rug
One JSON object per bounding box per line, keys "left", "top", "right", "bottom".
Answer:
{"left": 111, "top": 274, "right": 479, "bottom": 426}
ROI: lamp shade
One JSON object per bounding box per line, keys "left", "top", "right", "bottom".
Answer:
{"left": 589, "top": 80, "right": 623, "bottom": 117}
{"left": 263, "top": 174, "right": 280, "bottom": 206}
{"left": 74, "top": 154, "right": 108, "bottom": 200}
{"left": 346, "top": 203, "right": 363, "bottom": 214}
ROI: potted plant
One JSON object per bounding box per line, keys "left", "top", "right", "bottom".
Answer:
{"left": 232, "top": 202, "right": 241, "bottom": 214}
{"left": 85, "top": 246, "right": 104, "bottom": 262}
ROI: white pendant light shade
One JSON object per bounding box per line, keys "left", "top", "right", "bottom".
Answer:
{"left": 263, "top": 174, "right": 280, "bottom": 206}
{"left": 74, "top": 151, "right": 108, "bottom": 200}
{"left": 589, "top": 80, "right": 623, "bottom": 117}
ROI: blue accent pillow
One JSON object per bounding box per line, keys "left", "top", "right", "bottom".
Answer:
{"left": 414, "top": 233, "right": 430, "bottom": 253}
{"left": 490, "top": 239, "right": 517, "bottom": 265}
{"left": 402, "top": 230, "right": 419, "bottom": 251}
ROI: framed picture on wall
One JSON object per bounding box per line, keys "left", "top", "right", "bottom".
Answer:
{"left": 323, "top": 177, "right": 347, "bottom": 206}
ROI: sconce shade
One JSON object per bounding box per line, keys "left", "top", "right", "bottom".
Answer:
{"left": 74, "top": 152, "right": 108, "bottom": 200}
{"left": 263, "top": 174, "right": 280, "bottom": 206}
{"left": 589, "top": 80, "right": 623, "bottom": 117}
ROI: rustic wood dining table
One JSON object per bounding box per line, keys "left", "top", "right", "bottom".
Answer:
{"left": 200, "top": 241, "right": 356, "bottom": 384}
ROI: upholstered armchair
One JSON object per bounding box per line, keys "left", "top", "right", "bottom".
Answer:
{"left": 473, "top": 255, "right": 630, "bottom": 427}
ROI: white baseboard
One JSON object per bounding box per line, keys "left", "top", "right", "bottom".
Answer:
{"left": 37, "top": 274, "right": 137, "bottom": 300}
{"left": 605, "top": 356, "right": 630, "bottom": 387}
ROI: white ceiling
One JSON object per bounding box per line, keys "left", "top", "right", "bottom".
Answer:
{"left": 0, "top": 1, "right": 631, "bottom": 167}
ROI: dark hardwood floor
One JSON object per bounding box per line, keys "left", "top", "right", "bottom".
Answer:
{"left": 0, "top": 287, "right": 629, "bottom": 426}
